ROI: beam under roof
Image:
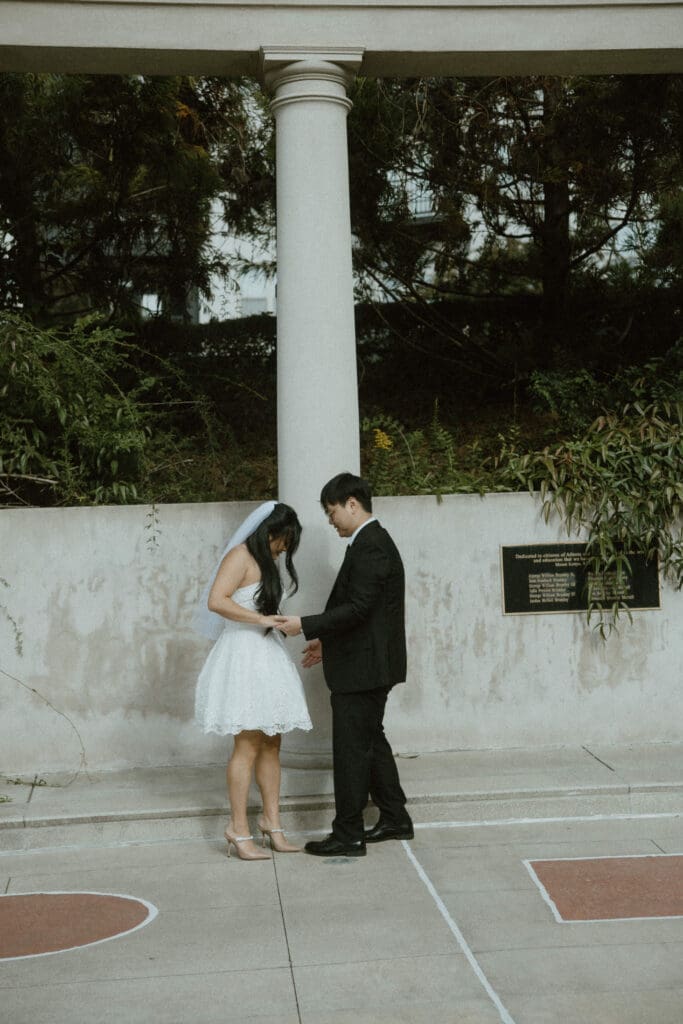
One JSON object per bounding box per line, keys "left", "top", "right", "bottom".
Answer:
{"left": 1, "top": 0, "right": 682, "bottom": 77}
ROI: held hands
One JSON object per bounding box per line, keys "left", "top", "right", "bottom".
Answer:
{"left": 270, "top": 615, "right": 321, "bottom": 667}
{"left": 273, "top": 615, "right": 302, "bottom": 636}
{"left": 261, "top": 615, "right": 288, "bottom": 629}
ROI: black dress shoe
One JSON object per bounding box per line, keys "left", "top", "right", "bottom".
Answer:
{"left": 304, "top": 834, "right": 366, "bottom": 857}
{"left": 364, "top": 820, "right": 414, "bottom": 843}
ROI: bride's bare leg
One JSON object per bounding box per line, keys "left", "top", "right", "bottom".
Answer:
{"left": 255, "top": 734, "right": 301, "bottom": 852}
{"left": 226, "top": 730, "right": 270, "bottom": 858}
{"left": 254, "top": 733, "right": 281, "bottom": 824}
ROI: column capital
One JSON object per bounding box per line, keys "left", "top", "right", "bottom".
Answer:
{"left": 261, "top": 47, "right": 364, "bottom": 103}
{"left": 261, "top": 46, "right": 364, "bottom": 75}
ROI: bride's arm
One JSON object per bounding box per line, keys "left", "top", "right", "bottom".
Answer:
{"left": 207, "top": 547, "right": 279, "bottom": 627}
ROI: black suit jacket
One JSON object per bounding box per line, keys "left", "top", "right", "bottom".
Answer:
{"left": 300, "top": 520, "right": 407, "bottom": 694}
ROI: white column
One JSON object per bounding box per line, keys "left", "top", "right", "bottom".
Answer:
{"left": 263, "top": 49, "right": 363, "bottom": 762}
{"left": 265, "top": 50, "right": 363, "bottom": 499}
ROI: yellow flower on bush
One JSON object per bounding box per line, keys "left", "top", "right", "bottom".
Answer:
{"left": 373, "top": 428, "right": 393, "bottom": 451}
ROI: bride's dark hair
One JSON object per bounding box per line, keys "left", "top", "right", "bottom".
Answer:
{"left": 246, "top": 503, "right": 302, "bottom": 616}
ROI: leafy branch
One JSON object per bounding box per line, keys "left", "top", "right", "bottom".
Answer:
{"left": 497, "top": 365, "right": 683, "bottom": 635}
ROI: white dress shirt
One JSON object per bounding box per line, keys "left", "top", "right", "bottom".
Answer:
{"left": 348, "top": 516, "right": 377, "bottom": 546}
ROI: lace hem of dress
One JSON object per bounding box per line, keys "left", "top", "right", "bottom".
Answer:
{"left": 198, "top": 719, "right": 313, "bottom": 737}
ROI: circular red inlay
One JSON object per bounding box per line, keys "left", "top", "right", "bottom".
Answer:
{"left": 0, "top": 892, "right": 156, "bottom": 959}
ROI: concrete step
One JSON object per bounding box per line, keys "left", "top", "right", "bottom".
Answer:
{"left": 2, "top": 744, "right": 682, "bottom": 852}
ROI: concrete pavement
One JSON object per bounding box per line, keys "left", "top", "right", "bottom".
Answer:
{"left": 1, "top": 743, "right": 682, "bottom": 1023}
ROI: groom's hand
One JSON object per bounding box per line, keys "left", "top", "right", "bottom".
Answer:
{"left": 301, "top": 639, "right": 322, "bottom": 668}
{"left": 277, "top": 615, "right": 302, "bottom": 636}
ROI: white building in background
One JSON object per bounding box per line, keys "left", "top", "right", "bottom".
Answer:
{"left": 199, "top": 207, "right": 277, "bottom": 322}
{"left": 197, "top": 179, "right": 438, "bottom": 322}
{"left": 141, "top": 209, "right": 276, "bottom": 322}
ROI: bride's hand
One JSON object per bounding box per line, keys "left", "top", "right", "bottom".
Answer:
{"left": 261, "top": 614, "right": 286, "bottom": 629}
{"left": 273, "top": 615, "right": 302, "bottom": 636}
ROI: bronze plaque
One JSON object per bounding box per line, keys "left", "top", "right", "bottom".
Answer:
{"left": 501, "top": 543, "right": 660, "bottom": 615}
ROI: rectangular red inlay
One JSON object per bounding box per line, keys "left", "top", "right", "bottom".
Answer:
{"left": 529, "top": 855, "right": 683, "bottom": 921}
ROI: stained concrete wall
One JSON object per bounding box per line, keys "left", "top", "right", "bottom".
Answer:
{"left": 1, "top": 495, "right": 680, "bottom": 775}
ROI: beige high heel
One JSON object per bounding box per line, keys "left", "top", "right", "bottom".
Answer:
{"left": 257, "top": 820, "right": 302, "bottom": 853}
{"left": 224, "top": 827, "right": 272, "bottom": 861}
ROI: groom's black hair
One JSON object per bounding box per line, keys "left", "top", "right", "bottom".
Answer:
{"left": 320, "top": 472, "right": 373, "bottom": 513}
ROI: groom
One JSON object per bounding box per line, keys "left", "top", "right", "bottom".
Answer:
{"left": 277, "top": 472, "right": 413, "bottom": 856}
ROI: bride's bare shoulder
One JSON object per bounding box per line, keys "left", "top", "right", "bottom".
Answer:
{"left": 221, "top": 543, "right": 260, "bottom": 584}
{"left": 219, "top": 544, "right": 251, "bottom": 570}
{"left": 211, "top": 544, "right": 260, "bottom": 597}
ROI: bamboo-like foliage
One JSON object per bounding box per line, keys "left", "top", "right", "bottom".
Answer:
{"left": 498, "top": 385, "right": 683, "bottom": 635}
{"left": 0, "top": 312, "right": 151, "bottom": 505}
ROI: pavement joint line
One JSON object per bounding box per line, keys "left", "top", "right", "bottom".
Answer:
{"left": 401, "top": 839, "right": 517, "bottom": 1024}
{"left": 271, "top": 854, "right": 303, "bottom": 1024}
{"left": 581, "top": 745, "right": 616, "bottom": 772}
{"left": 0, "top": 963, "right": 294, "bottom": 992}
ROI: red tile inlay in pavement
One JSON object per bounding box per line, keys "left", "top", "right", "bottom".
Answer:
{"left": 0, "top": 892, "right": 155, "bottom": 959}
{"left": 529, "top": 855, "right": 683, "bottom": 921}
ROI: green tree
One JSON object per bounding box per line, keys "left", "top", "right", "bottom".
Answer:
{"left": 0, "top": 74, "right": 264, "bottom": 322}
{"left": 346, "top": 75, "right": 682, "bottom": 356}
{"left": 0, "top": 312, "right": 150, "bottom": 505}
{"left": 0, "top": 311, "right": 280, "bottom": 508}
{"left": 497, "top": 347, "right": 683, "bottom": 634}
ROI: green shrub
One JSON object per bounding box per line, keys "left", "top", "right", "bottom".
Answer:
{"left": 1, "top": 313, "right": 150, "bottom": 506}
{"left": 497, "top": 383, "right": 683, "bottom": 634}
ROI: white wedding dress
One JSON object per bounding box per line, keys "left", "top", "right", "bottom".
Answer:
{"left": 194, "top": 582, "right": 313, "bottom": 737}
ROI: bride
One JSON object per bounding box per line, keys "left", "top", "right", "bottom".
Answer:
{"left": 194, "top": 502, "right": 312, "bottom": 861}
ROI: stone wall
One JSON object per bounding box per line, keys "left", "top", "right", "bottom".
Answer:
{"left": 1, "top": 495, "right": 680, "bottom": 774}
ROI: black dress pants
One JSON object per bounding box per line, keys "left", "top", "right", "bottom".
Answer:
{"left": 330, "top": 686, "right": 409, "bottom": 843}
